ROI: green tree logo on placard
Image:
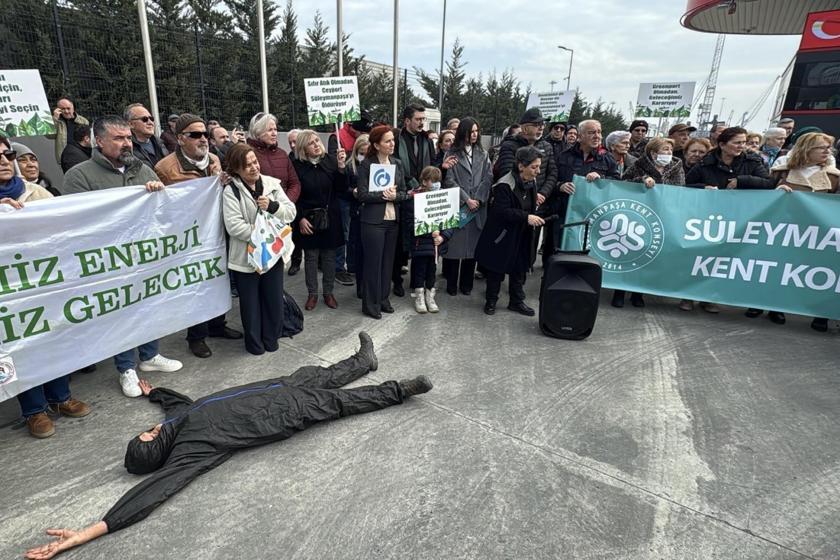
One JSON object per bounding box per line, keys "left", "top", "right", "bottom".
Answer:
{"left": 1, "top": 112, "right": 56, "bottom": 137}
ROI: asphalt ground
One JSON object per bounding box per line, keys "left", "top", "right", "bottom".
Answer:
{"left": 1, "top": 265, "right": 838, "bottom": 559}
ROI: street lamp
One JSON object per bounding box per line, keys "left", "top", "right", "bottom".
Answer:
{"left": 558, "top": 45, "right": 573, "bottom": 91}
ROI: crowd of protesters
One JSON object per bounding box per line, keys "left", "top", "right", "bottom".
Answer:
{"left": 1, "top": 95, "right": 838, "bottom": 439}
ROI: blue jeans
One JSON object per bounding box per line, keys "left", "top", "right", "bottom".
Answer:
{"left": 335, "top": 198, "right": 352, "bottom": 272}
{"left": 114, "top": 341, "right": 159, "bottom": 373}
{"left": 17, "top": 375, "right": 71, "bottom": 417}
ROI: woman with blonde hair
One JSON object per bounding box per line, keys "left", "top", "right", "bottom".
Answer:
{"left": 292, "top": 130, "right": 348, "bottom": 311}
{"left": 766, "top": 131, "right": 838, "bottom": 331}
{"left": 745, "top": 132, "right": 762, "bottom": 154}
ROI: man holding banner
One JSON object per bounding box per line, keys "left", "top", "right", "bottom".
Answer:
{"left": 61, "top": 115, "right": 184, "bottom": 397}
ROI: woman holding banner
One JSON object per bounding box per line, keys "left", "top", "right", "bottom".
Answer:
{"left": 685, "top": 127, "right": 773, "bottom": 190}
{"left": 442, "top": 117, "right": 492, "bottom": 296}
{"left": 223, "top": 143, "right": 297, "bottom": 355}
{"left": 356, "top": 125, "right": 409, "bottom": 319}
{"left": 0, "top": 134, "right": 92, "bottom": 438}
{"left": 475, "top": 146, "right": 547, "bottom": 316}
{"left": 762, "top": 132, "right": 838, "bottom": 331}
{"left": 292, "top": 131, "right": 348, "bottom": 311}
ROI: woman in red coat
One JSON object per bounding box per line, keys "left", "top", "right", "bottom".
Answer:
{"left": 246, "top": 112, "right": 301, "bottom": 204}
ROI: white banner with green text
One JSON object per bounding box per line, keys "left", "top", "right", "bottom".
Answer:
{"left": 0, "top": 177, "right": 230, "bottom": 401}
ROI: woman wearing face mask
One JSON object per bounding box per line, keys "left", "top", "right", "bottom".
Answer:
{"left": 615, "top": 138, "right": 685, "bottom": 308}
{"left": 475, "top": 146, "right": 547, "bottom": 316}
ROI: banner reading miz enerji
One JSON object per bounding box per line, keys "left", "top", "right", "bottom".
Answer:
{"left": 562, "top": 177, "right": 840, "bottom": 320}
{"left": 0, "top": 177, "right": 230, "bottom": 401}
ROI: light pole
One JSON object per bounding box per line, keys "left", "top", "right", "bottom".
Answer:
{"left": 558, "top": 45, "right": 573, "bottom": 91}
{"left": 438, "top": 0, "right": 447, "bottom": 116}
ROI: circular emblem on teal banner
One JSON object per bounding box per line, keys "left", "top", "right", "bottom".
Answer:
{"left": 585, "top": 198, "right": 664, "bottom": 273}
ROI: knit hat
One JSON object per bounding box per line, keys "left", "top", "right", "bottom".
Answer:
{"left": 175, "top": 113, "right": 205, "bottom": 134}
{"left": 629, "top": 120, "right": 648, "bottom": 132}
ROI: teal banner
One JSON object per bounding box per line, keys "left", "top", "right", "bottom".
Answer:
{"left": 561, "top": 176, "right": 840, "bottom": 319}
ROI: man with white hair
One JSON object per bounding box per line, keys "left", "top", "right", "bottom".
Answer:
{"left": 758, "top": 127, "right": 787, "bottom": 168}
{"left": 544, "top": 119, "right": 619, "bottom": 260}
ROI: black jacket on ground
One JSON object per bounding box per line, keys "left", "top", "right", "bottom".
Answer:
{"left": 494, "top": 134, "right": 557, "bottom": 198}
{"left": 102, "top": 356, "right": 403, "bottom": 533}
{"left": 685, "top": 150, "right": 774, "bottom": 190}
{"left": 292, "top": 154, "right": 348, "bottom": 250}
{"left": 60, "top": 142, "right": 92, "bottom": 173}
{"left": 475, "top": 171, "right": 547, "bottom": 275}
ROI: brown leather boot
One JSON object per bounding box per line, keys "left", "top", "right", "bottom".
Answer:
{"left": 53, "top": 398, "right": 92, "bottom": 418}
{"left": 26, "top": 413, "right": 55, "bottom": 439}
{"left": 304, "top": 295, "right": 318, "bottom": 311}
{"left": 323, "top": 294, "right": 338, "bottom": 309}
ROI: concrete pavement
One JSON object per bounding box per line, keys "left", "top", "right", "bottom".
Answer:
{"left": 1, "top": 268, "right": 838, "bottom": 559}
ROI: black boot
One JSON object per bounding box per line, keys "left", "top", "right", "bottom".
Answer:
{"left": 767, "top": 311, "right": 786, "bottom": 325}
{"left": 357, "top": 331, "right": 378, "bottom": 371}
{"left": 745, "top": 308, "right": 763, "bottom": 318}
{"left": 484, "top": 300, "right": 497, "bottom": 315}
{"left": 811, "top": 318, "right": 829, "bottom": 332}
{"left": 611, "top": 290, "right": 625, "bottom": 308}
{"left": 399, "top": 375, "right": 433, "bottom": 397}
{"left": 630, "top": 293, "right": 645, "bottom": 308}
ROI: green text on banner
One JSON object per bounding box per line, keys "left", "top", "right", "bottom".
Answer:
{"left": 561, "top": 176, "right": 840, "bottom": 320}
{"left": 0, "top": 177, "right": 230, "bottom": 401}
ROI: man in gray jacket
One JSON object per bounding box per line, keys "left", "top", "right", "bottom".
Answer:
{"left": 62, "top": 115, "right": 184, "bottom": 399}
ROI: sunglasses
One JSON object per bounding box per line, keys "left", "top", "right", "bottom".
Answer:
{"left": 0, "top": 150, "right": 17, "bottom": 161}
{"left": 132, "top": 116, "right": 155, "bottom": 123}
{"left": 182, "top": 131, "right": 210, "bottom": 139}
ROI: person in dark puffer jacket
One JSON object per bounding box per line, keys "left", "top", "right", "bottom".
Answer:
{"left": 685, "top": 127, "right": 774, "bottom": 190}
{"left": 493, "top": 108, "right": 557, "bottom": 200}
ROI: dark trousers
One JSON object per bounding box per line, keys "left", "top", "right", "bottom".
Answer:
{"left": 392, "top": 225, "right": 408, "bottom": 289}
{"left": 485, "top": 270, "right": 527, "bottom": 306}
{"left": 443, "top": 258, "right": 476, "bottom": 293}
{"left": 349, "top": 213, "right": 364, "bottom": 296}
{"left": 17, "top": 375, "right": 71, "bottom": 417}
{"left": 291, "top": 245, "right": 302, "bottom": 267}
{"left": 361, "top": 220, "right": 398, "bottom": 315}
{"left": 282, "top": 353, "right": 404, "bottom": 425}
{"left": 231, "top": 261, "right": 284, "bottom": 355}
{"left": 186, "top": 314, "right": 227, "bottom": 342}
{"left": 410, "top": 256, "right": 437, "bottom": 290}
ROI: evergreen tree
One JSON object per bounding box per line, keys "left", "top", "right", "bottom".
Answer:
{"left": 275, "top": 0, "right": 302, "bottom": 128}
{"left": 148, "top": 0, "right": 197, "bottom": 117}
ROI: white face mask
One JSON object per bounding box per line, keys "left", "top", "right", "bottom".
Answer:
{"left": 655, "top": 154, "right": 672, "bottom": 166}
{"left": 356, "top": 154, "right": 365, "bottom": 163}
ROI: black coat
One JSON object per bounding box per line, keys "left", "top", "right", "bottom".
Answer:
{"left": 494, "top": 135, "right": 558, "bottom": 197}
{"left": 60, "top": 142, "right": 92, "bottom": 173}
{"left": 475, "top": 171, "right": 545, "bottom": 275}
{"left": 131, "top": 134, "right": 169, "bottom": 170}
{"left": 102, "top": 368, "right": 403, "bottom": 533}
{"left": 355, "top": 156, "right": 409, "bottom": 225}
{"left": 685, "top": 150, "right": 773, "bottom": 189}
{"left": 292, "top": 154, "right": 348, "bottom": 250}
{"left": 548, "top": 142, "right": 620, "bottom": 219}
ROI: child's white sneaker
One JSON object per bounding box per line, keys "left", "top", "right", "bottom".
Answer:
{"left": 413, "top": 288, "right": 428, "bottom": 313}
{"left": 425, "top": 288, "right": 439, "bottom": 313}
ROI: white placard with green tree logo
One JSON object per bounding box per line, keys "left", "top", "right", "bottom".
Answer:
{"left": 0, "top": 69, "right": 56, "bottom": 137}
{"left": 414, "top": 189, "right": 460, "bottom": 236}
{"left": 304, "top": 76, "right": 361, "bottom": 126}
{"left": 635, "top": 82, "right": 695, "bottom": 118}
{"left": 526, "top": 90, "right": 575, "bottom": 123}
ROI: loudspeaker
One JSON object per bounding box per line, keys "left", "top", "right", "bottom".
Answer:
{"left": 539, "top": 253, "right": 602, "bottom": 340}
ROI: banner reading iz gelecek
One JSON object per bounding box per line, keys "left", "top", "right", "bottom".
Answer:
{"left": 561, "top": 176, "right": 840, "bottom": 320}
{"left": 0, "top": 177, "right": 230, "bottom": 401}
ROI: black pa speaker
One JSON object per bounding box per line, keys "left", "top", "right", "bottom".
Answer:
{"left": 539, "top": 253, "right": 602, "bottom": 340}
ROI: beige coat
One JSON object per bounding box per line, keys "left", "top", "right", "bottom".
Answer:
{"left": 223, "top": 174, "right": 297, "bottom": 273}
{"left": 19, "top": 181, "right": 54, "bottom": 203}
{"left": 772, "top": 165, "right": 840, "bottom": 193}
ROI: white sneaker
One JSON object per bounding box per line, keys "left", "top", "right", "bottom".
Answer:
{"left": 138, "top": 354, "right": 183, "bottom": 373}
{"left": 425, "top": 288, "right": 439, "bottom": 313}
{"left": 413, "top": 288, "right": 427, "bottom": 313}
{"left": 119, "top": 369, "right": 142, "bottom": 398}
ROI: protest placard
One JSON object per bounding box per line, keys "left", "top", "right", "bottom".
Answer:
{"left": 304, "top": 76, "right": 361, "bottom": 126}
{"left": 526, "top": 90, "right": 575, "bottom": 123}
{"left": 368, "top": 163, "right": 396, "bottom": 192}
{"left": 0, "top": 69, "right": 55, "bottom": 137}
{"left": 635, "top": 82, "right": 696, "bottom": 118}
{"left": 414, "top": 189, "right": 460, "bottom": 236}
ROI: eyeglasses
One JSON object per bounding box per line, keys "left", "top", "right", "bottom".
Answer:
{"left": 0, "top": 150, "right": 17, "bottom": 161}
{"left": 131, "top": 115, "right": 155, "bottom": 123}
{"left": 182, "top": 131, "right": 210, "bottom": 139}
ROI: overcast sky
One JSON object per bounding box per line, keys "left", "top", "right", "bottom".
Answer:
{"left": 281, "top": 0, "right": 802, "bottom": 130}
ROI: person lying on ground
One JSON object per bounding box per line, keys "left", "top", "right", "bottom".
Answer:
{"left": 23, "top": 332, "right": 433, "bottom": 559}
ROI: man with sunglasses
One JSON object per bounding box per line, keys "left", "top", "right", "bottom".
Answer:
{"left": 628, "top": 119, "right": 649, "bottom": 158}
{"left": 154, "top": 114, "right": 243, "bottom": 358}
{"left": 125, "top": 103, "right": 169, "bottom": 170}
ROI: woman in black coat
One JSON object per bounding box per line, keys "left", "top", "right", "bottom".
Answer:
{"left": 685, "top": 127, "right": 774, "bottom": 190}
{"left": 475, "top": 146, "right": 548, "bottom": 316}
{"left": 356, "top": 125, "right": 409, "bottom": 319}
{"left": 291, "top": 130, "right": 348, "bottom": 311}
